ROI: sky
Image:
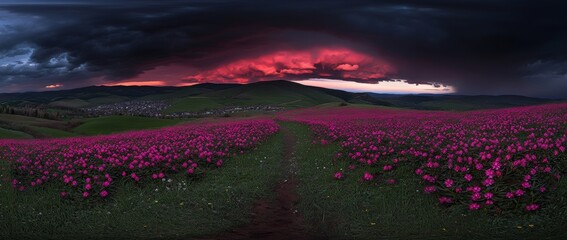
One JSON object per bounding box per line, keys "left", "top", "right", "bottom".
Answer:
{"left": 0, "top": 0, "right": 566, "bottom": 97}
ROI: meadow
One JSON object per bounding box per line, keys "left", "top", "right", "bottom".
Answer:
{"left": 279, "top": 103, "right": 567, "bottom": 239}
{"left": 1, "top": 103, "right": 567, "bottom": 239}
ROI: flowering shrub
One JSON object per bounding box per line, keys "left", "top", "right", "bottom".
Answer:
{"left": 0, "top": 119, "right": 279, "bottom": 199}
{"left": 280, "top": 104, "right": 567, "bottom": 212}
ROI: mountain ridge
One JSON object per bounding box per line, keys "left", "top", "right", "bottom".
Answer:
{"left": 0, "top": 80, "right": 560, "bottom": 111}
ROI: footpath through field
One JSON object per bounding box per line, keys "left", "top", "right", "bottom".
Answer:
{"left": 201, "top": 123, "right": 313, "bottom": 240}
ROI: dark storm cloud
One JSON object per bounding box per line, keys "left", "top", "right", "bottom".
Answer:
{"left": 0, "top": 0, "right": 566, "bottom": 96}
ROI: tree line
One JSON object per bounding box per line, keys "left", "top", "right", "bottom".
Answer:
{"left": 0, "top": 104, "right": 61, "bottom": 120}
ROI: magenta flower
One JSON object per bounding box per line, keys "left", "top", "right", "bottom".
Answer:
{"left": 415, "top": 169, "right": 424, "bottom": 175}
{"left": 438, "top": 196, "right": 453, "bottom": 204}
{"left": 444, "top": 178, "right": 454, "bottom": 188}
{"left": 424, "top": 185, "right": 437, "bottom": 193}
{"left": 386, "top": 178, "right": 397, "bottom": 185}
{"left": 469, "top": 203, "right": 481, "bottom": 210}
{"left": 363, "top": 172, "right": 374, "bottom": 181}
{"left": 471, "top": 193, "right": 481, "bottom": 201}
{"left": 334, "top": 172, "right": 344, "bottom": 180}
{"left": 525, "top": 203, "right": 540, "bottom": 211}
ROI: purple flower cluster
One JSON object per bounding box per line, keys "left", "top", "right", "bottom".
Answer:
{"left": 1, "top": 119, "right": 279, "bottom": 199}
{"left": 280, "top": 104, "right": 567, "bottom": 212}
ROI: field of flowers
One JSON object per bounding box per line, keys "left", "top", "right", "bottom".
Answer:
{"left": 280, "top": 103, "right": 567, "bottom": 213}
{"left": 0, "top": 119, "right": 279, "bottom": 200}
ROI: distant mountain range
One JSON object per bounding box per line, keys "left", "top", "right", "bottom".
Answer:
{"left": 0, "top": 80, "right": 561, "bottom": 111}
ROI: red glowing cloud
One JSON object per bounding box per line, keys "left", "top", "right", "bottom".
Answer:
{"left": 335, "top": 63, "right": 359, "bottom": 71}
{"left": 183, "top": 48, "right": 395, "bottom": 83}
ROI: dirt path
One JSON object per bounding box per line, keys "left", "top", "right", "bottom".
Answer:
{"left": 201, "top": 124, "right": 311, "bottom": 240}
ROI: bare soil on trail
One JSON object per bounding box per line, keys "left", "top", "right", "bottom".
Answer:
{"left": 200, "top": 125, "right": 313, "bottom": 240}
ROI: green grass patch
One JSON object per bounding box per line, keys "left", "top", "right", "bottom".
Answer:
{"left": 0, "top": 127, "right": 33, "bottom": 139}
{"left": 164, "top": 97, "right": 224, "bottom": 113}
{"left": 0, "top": 132, "right": 284, "bottom": 239}
{"left": 29, "top": 126, "right": 79, "bottom": 138}
{"left": 282, "top": 121, "right": 567, "bottom": 239}
{"left": 73, "top": 116, "right": 184, "bottom": 135}
{"left": 87, "top": 95, "right": 131, "bottom": 106}
{"left": 48, "top": 99, "right": 90, "bottom": 108}
{"left": 0, "top": 114, "right": 61, "bottom": 126}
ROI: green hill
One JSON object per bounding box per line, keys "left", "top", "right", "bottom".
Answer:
{"left": 0, "top": 127, "right": 33, "bottom": 139}
{"left": 0, "top": 114, "right": 78, "bottom": 138}
{"left": 366, "top": 94, "right": 556, "bottom": 111}
{"left": 73, "top": 116, "right": 184, "bottom": 135}
{"left": 0, "top": 80, "right": 560, "bottom": 113}
{"left": 161, "top": 81, "right": 346, "bottom": 113}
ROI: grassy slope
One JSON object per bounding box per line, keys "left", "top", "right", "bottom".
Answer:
{"left": 28, "top": 126, "right": 79, "bottom": 138}
{"left": 0, "top": 131, "right": 284, "bottom": 239}
{"left": 165, "top": 81, "right": 345, "bottom": 113}
{"left": 165, "top": 97, "right": 225, "bottom": 113}
{"left": 86, "top": 95, "right": 131, "bottom": 106}
{"left": 0, "top": 114, "right": 63, "bottom": 126}
{"left": 369, "top": 95, "right": 556, "bottom": 111}
{"left": 73, "top": 116, "right": 184, "bottom": 135}
{"left": 48, "top": 99, "right": 90, "bottom": 108}
{"left": 0, "top": 114, "right": 78, "bottom": 138}
{"left": 0, "top": 128, "right": 33, "bottom": 139}
{"left": 142, "top": 87, "right": 212, "bottom": 101}
{"left": 282, "top": 122, "right": 567, "bottom": 240}
{"left": 208, "top": 81, "right": 344, "bottom": 108}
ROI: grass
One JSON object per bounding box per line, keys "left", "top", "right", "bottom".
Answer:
{"left": 48, "top": 99, "right": 90, "bottom": 108}
{"left": 0, "top": 114, "right": 62, "bottom": 126}
{"left": 87, "top": 95, "right": 131, "bottom": 106}
{"left": 0, "top": 128, "right": 33, "bottom": 139}
{"left": 282, "top": 121, "right": 567, "bottom": 239}
{"left": 3, "top": 120, "right": 567, "bottom": 239}
{"left": 0, "top": 114, "right": 80, "bottom": 139}
{"left": 164, "top": 97, "right": 224, "bottom": 113}
{"left": 160, "top": 81, "right": 348, "bottom": 113}
{"left": 73, "top": 116, "right": 184, "bottom": 135}
{"left": 0, "top": 131, "right": 284, "bottom": 239}
{"left": 28, "top": 126, "right": 80, "bottom": 138}
{"left": 212, "top": 84, "right": 342, "bottom": 108}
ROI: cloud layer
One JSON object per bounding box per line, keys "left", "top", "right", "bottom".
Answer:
{"left": 183, "top": 48, "right": 394, "bottom": 83}
{"left": 0, "top": 0, "right": 566, "bottom": 97}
